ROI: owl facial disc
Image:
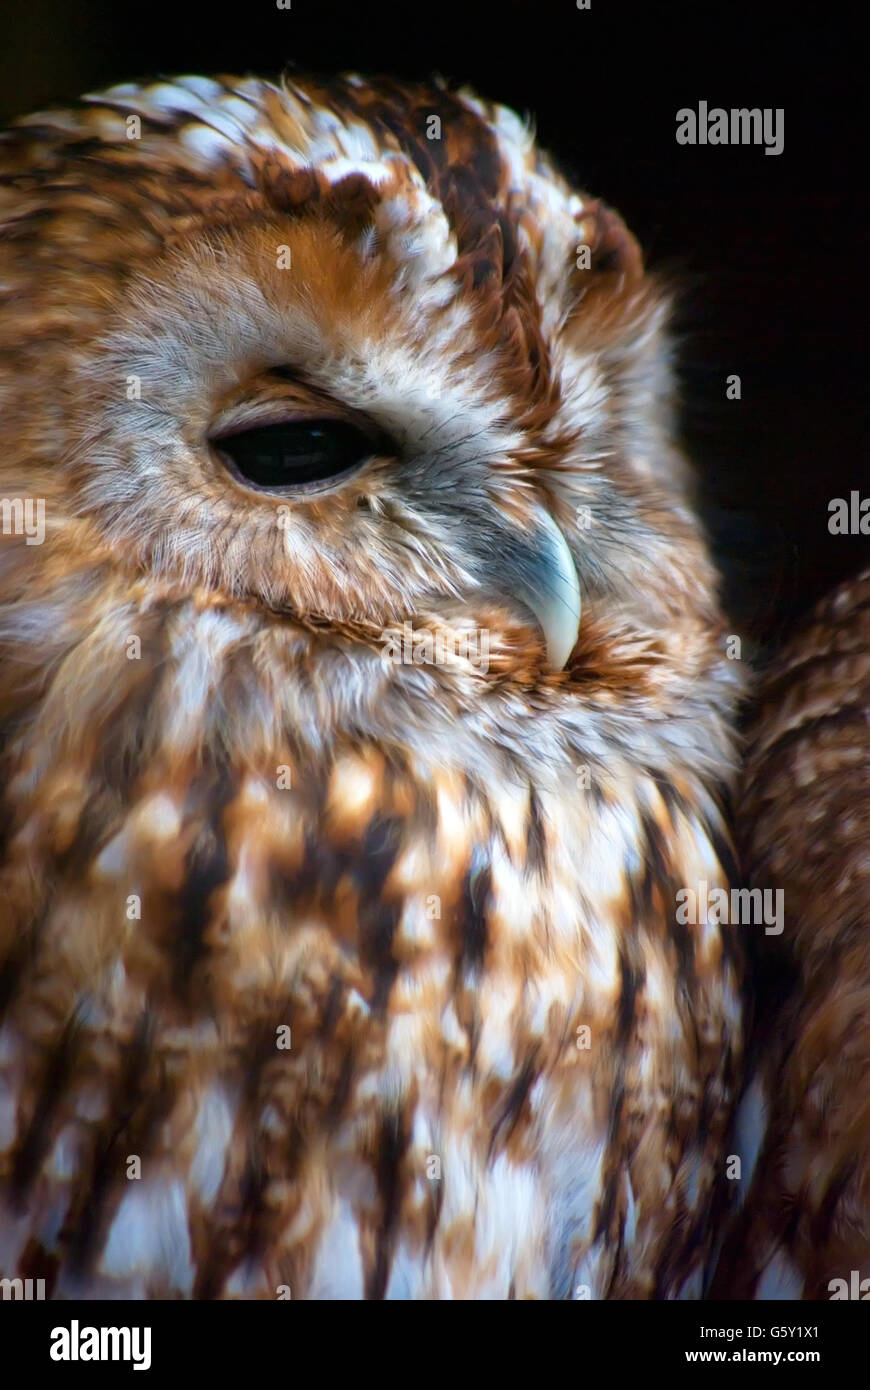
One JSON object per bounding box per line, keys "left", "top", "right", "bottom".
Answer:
{"left": 516, "top": 506, "right": 582, "bottom": 671}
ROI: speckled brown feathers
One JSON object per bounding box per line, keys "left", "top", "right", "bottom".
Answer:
{"left": 711, "top": 569, "right": 870, "bottom": 1300}
{"left": 0, "top": 73, "right": 745, "bottom": 1298}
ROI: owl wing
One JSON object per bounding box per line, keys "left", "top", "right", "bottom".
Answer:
{"left": 710, "top": 568, "right": 870, "bottom": 1299}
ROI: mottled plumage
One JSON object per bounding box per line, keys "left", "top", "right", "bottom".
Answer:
{"left": 0, "top": 73, "right": 745, "bottom": 1298}
{"left": 712, "top": 569, "right": 870, "bottom": 1300}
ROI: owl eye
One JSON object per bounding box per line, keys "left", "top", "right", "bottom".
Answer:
{"left": 213, "top": 419, "right": 377, "bottom": 492}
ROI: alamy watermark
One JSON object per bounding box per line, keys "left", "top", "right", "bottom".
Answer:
{"left": 380, "top": 620, "right": 491, "bottom": 673}
{"left": 49, "top": 1321, "right": 151, "bottom": 1370}
{"left": 0, "top": 496, "right": 45, "bottom": 545}
{"left": 0, "top": 1276, "right": 46, "bottom": 1300}
{"left": 829, "top": 1271, "right": 870, "bottom": 1299}
{"left": 828, "top": 490, "right": 869, "bottom": 534}
{"left": 676, "top": 103, "right": 784, "bottom": 156}
{"left": 676, "top": 880, "right": 784, "bottom": 935}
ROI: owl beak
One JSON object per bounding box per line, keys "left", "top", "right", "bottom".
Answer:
{"left": 516, "top": 505, "right": 582, "bottom": 671}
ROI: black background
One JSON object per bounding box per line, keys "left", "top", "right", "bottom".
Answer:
{"left": 1, "top": 0, "right": 865, "bottom": 648}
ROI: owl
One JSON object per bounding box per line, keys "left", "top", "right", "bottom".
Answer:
{"left": 0, "top": 72, "right": 745, "bottom": 1299}
{"left": 710, "top": 568, "right": 870, "bottom": 1300}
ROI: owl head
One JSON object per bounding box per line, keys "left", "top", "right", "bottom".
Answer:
{"left": 0, "top": 72, "right": 722, "bottom": 708}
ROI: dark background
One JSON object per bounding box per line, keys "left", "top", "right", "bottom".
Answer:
{"left": 1, "top": 0, "right": 865, "bottom": 650}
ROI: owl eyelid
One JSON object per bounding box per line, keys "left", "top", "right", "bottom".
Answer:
{"left": 211, "top": 406, "right": 396, "bottom": 453}
{"left": 212, "top": 412, "right": 372, "bottom": 441}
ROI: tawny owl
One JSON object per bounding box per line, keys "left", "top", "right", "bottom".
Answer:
{"left": 0, "top": 72, "right": 746, "bottom": 1299}
{"left": 710, "top": 568, "right": 870, "bottom": 1300}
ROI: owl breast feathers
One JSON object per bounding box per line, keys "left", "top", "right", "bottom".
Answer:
{"left": 0, "top": 73, "right": 746, "bottom": 1298}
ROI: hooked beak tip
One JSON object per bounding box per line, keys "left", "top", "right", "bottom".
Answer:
{"left": 519, "top": 505, "right": 582, "bottom": 671}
